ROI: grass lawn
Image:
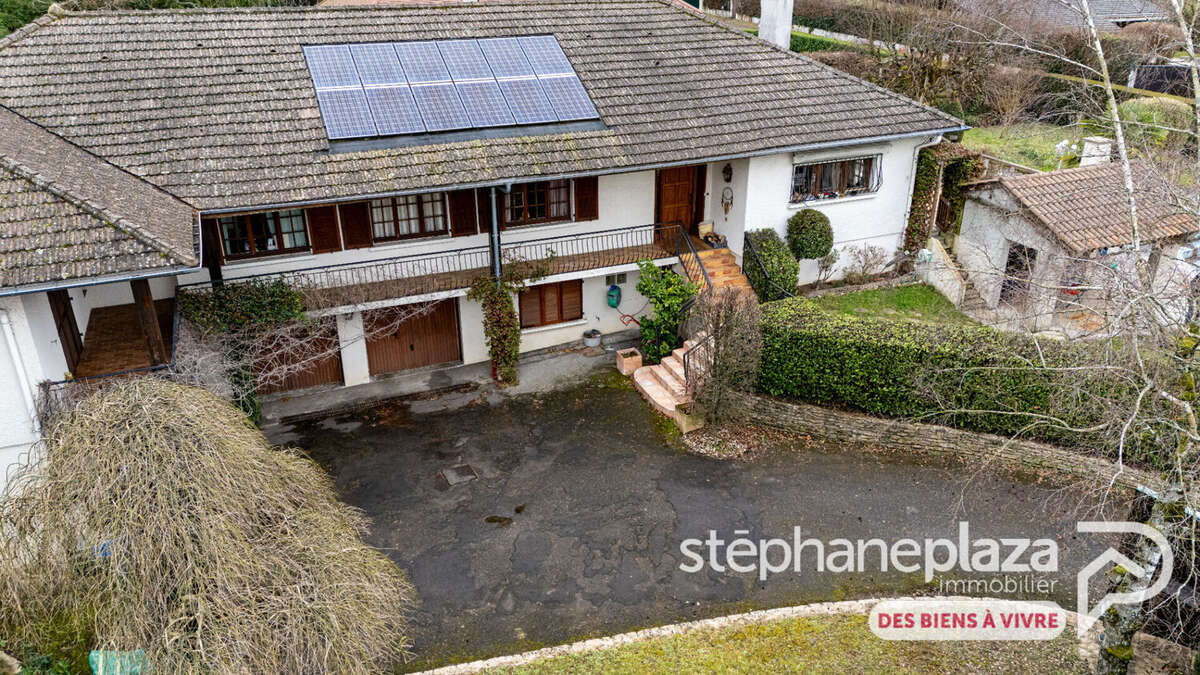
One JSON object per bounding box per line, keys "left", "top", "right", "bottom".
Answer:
{"left": 499, "top": 614, "right": 1087, "bottom": 674}
{"left": 812, "top": 284, "right": 972, "bottom": 325}
{"left": 961, "top": 123, "right": 1084, "bottom": 172}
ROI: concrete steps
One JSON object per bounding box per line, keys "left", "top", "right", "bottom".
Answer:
{"left": 631, "top": 333, "right": 711, "bottom": 431}
{"left": 695, "top": 248, "right": 754, "bottom": 295}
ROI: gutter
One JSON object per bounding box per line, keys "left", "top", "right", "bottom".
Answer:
{"left": 198, "top": 125, "right": 971, "bottom": 217}
{"left": 0, "top": 308, "right": 38, "bottom": 433}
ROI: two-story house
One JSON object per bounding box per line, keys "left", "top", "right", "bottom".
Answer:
{"left": 0, "top": 0, "right": 964, "bottom": 477}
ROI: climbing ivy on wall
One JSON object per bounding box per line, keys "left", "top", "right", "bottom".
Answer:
{"left": 903, "top": 145, "right": 983, "bottom": 254}
{"left": 904, "top": 150, "right": 940, "bottom": 254}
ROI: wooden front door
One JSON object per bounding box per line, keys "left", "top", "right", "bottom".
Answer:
{"left": 656, "top": 165, "right": 705, "bottom": 235}
{"left": 47, "top": 289, "right": 82, "bottom": 375}
{"left": 365, "top": 299, "right": 462, "bottom": 376}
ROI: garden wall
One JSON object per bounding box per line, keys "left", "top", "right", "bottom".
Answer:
{"left": 730, "top": 391, "right": 1156, "bottom": 492}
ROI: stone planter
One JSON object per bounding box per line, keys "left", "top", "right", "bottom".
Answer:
{"left": 674, "top": 402, "right": 705, "bottom": 434}
{"left": 616, "top": 348, "right": 642, "bottom": 375}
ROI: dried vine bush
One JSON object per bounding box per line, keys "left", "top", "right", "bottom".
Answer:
{"left": 177, "top": 279, "right": 436, "bottom": 415}
{"left": 0, "top": 379, "right": 413, "bottom": 673}
{"left": 689, "top": 288, "right": 762, "bottom": 425}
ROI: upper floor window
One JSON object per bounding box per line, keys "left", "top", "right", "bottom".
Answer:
{"left": 370, "top": 193, "right": 448, "bottom": 241}
{"left": 506, "top": 180, "right": 570, "bottom": 226}
{"left": 218, "top": 209, "right": 309, "bottom": 259}
{"left": 790, "top": 156, "right": 878, "bottom": 204}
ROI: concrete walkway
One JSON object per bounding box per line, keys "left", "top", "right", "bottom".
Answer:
{"left": 268, "top": 369, "right": 1129, "bottom": 672}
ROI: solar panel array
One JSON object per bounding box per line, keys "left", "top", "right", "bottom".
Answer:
{"left": 303, "top": 36, "right": 600, "bottom": 141}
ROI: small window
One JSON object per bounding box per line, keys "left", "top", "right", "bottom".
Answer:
{"left": 506, "top": 180, "right": 571, "bottom": 226}
{"left": 790, "top": 156, "right": 878, "bottom": 204}
{"left": 215, "top": 209, "right": 309, "bottom": 259}
{"left": 605, "top": 273, "right": 627, "bottom": 285}
{"left": 519, "top": 280, "right": 584, "bottom": 328}
{"left": 369, "top": 193, "right": 449, "bottom": 241}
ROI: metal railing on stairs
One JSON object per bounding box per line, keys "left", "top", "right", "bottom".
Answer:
{"left": 742, "top": 233, "right": 796, "bottom": 301}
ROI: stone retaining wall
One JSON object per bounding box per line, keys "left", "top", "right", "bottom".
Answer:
{"left": 731, "top": 391, "right": 1160, "bottom": 492}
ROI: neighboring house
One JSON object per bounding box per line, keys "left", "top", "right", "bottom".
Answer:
{"left": 955, "top": 161, "right": 1198, "bottom": 332}
{"left": 957, "top": 0, "right": 1168, "bottom": 33}
{"left": 0, "top": 0, "right": 963, "bottom": 476}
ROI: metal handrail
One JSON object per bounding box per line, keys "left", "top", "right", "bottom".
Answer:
{"left": 743, "top": 233, "right": 796, "bottom": 301}
{"left": 179, "top": 223, "right": 682, "bottom": 296}
{"left": 682, "top": 331, "right": 715, "bottom": 392}
{"left": 673, "top": 226, "right": 712, "bottom": 291}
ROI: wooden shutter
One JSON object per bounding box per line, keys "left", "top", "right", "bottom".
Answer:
{"left": 473, "top": 188, "right": 508, "bottom": 232}
{"left": 543, "top": 284, "right": 561, "bottom": 324}
{"left": 574, "top": 176, "right": 599, "bottom": 222}
{"left": 448, "top": 189, "right": 478, "bottom": 237}
{"left": 307, "top": 206, "right": 342, "bottom": 254}
{"left": 519, "top": 287, "right": 542, "bottom": 328}
{"left": 200, "top": 217, "right": 224, "bottom": 268}
{"left": 338, "top": 202, "right": 373, "bottom": 249}
{"left": 562, "top": 280, "right": 583, "bottom": 321}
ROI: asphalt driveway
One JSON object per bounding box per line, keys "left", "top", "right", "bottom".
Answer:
{"left": 271, "top": 370, "right": 1128, "bottom": 671}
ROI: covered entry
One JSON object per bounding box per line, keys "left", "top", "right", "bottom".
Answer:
{"left": 365, "top": 299, "right": 461, "bottom": 375}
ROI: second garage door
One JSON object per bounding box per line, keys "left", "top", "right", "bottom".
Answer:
{"left": 365, "top": 299, "right": 462, "bottom": 376}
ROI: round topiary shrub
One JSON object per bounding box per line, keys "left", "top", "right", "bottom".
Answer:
{"left": 786, "top": 209, "right": 834, "bottom": 260}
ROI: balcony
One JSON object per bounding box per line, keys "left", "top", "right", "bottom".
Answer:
{"left": 184, "top": 223, "right": 702, "bottom": 311}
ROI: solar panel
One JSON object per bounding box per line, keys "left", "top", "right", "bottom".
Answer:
{"left": 396, "top": 41, "right": 451, "bottom": 84}
{"left": 438, "top": 40, "right": 494, "bottom": 82}
{"left": 519, "top": 36, "right": 574, "bottom": 76}
{"left": 304, "top": 45, "right": 361, "bottom": 89}
{"left": 498, "top": 77, "right": 557, "bottom": 125}
{"left": 304, "top": 36, "right": 598, "bottom": 141}
{"left": 540, "top": 75, "right": 599, "bottom": 121}
{"left": 411, "top": 83, "right": 472, "bottom": 131}
{"left": 350, "top": 43, "right": 406, "bottom": 87}
{"left": 456, "top": 80, "right": 516, "bottom": 128}
{"left": 365, "top": 86, "right": 426, "bottom": 135}
{"left": 315, "top": 89, "right": 377, "bottom": 139}
{"left": 479, "top": 37, "right": 535, "bottom": 79}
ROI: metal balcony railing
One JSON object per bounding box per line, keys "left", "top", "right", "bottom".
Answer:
{"left": 180, "top": 222, "right": 696, "bottom": 310}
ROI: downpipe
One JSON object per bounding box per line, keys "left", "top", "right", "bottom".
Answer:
{"left": 0, "top": 309, "right": 38, "bottom": 432}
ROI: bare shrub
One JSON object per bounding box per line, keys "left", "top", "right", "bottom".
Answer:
{"left": 841, "top": 244, "right": 889, "bottom": 285}
{"left": 0, "top": 379, "right": 413, "bottom": 674}
{"left": 980, "top": 65, "right": 1042, "bottom": 126}
{"left": 689, "top": 288, "right": 762, "bottom": 425}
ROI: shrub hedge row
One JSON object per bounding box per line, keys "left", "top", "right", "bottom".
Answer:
{"left": 757, "top": 298, "right": 1167, "bottom": 466}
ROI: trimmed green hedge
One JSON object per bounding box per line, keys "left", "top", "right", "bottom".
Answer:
{"left": 758, "top": 298, "right": 1167, "bottom": 466}
{"left": 786, "top": 209, "right": 833, "bottom": 260}
{"left": 744, "top": 230, "right": 799, "bottom": 302}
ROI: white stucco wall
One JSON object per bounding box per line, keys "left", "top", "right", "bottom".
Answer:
{"left": 0, "top": 297, "right": 44, "bottom": 494}
{"left": 734, "top": 136, "right": 935, "bottom": 284}
{"left": 956, "top": 187, "right": 1068, "bottom": 330}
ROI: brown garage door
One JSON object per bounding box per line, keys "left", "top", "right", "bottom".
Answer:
{"left": 255, "top": 319, "right": 343, "bottom": 394}
{"left": 365, "top": 299, "right": 462, "bottom": 376}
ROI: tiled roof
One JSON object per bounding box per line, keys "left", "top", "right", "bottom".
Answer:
{"left": 0, "top": 105, "right": 198, "bottom": 291}
{"left": 980, "top": 162, "right": 1198, "bottom": 253}
{"left": 0, "top": 0, "right": 963, "bottom": 213}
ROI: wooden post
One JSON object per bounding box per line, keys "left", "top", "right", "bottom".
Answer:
{"left": 130, "top": 279, "right": 168, "bottom": 366}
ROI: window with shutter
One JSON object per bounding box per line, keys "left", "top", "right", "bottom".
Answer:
{"left": 574, "top": 176, "right": 599, "bottom": 221}
{"left": 519, "top": 280, "right": 584, "bottom": 328}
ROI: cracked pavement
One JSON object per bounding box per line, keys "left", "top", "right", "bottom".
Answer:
{"left": 271, "top": 373, "right": 1127, "bottom": 671}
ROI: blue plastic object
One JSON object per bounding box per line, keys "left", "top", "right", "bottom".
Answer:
{"left": 89, "top": 650, "right": 148, "bottom": 674}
